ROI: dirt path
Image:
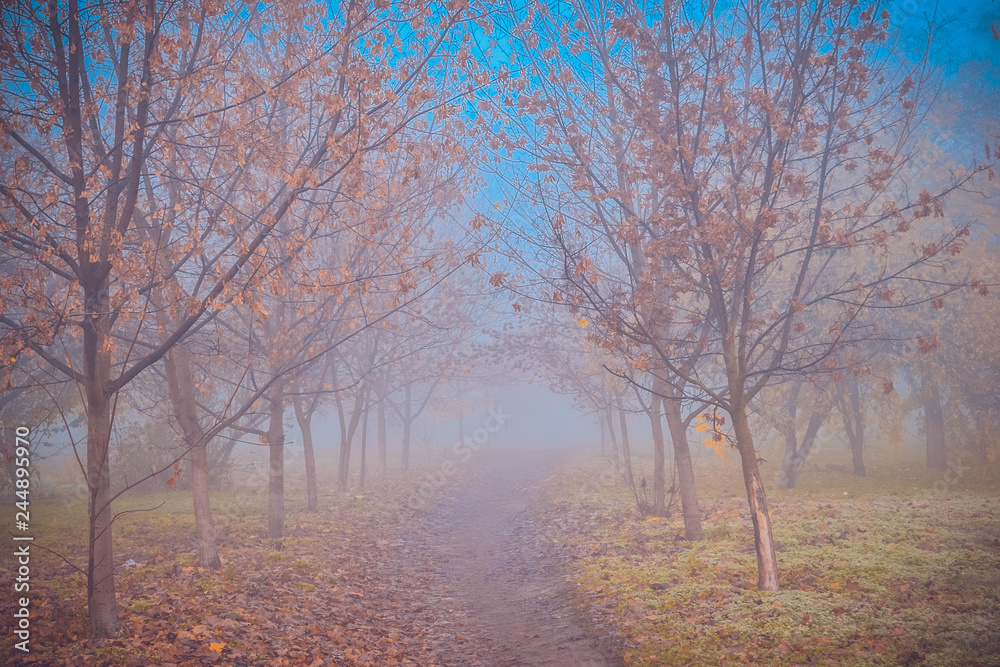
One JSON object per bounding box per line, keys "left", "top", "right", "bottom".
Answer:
{"left": 415, "top": 447, "right": 622, "bottom": 667}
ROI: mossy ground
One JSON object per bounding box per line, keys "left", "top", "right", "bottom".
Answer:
{"left": 542, "top": 446, "right": 1000, "bottom": 666}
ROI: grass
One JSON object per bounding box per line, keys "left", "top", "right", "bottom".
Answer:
{"left": 3, "top": 440, "right": 996, "bottom": 665}
{"left": 542, "top": 443, "right": 1000, "bottom": 666}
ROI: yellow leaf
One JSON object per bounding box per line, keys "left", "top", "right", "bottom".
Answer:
{"left": 696, "top": 423, "right": 709, "bottom": 433}
{"left": 578, "top": 317, "right": 588, "bottom": 327}
{"left": 209, "top": 642, "right": 226, "bottom": 653}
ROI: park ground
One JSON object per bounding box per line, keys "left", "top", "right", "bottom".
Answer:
{"left": 1, "top": 444, "right": 999, "bottom": 666}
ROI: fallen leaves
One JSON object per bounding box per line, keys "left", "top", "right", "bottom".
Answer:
{"left": 0, "top": 484, "right": 491, "bottom": 666}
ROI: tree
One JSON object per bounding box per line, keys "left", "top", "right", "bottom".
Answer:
{"left": 491, "top": 0, "right": 983, "bottom": 590}
{"left": 292, "top": 357, "right": 331, "bottom": 512}
{"left": 876, "top": 60, "right": 1000, "bottom": 472}
{"left": 1, "top": 0, "right": 487, "bottom": 634}
{"left": 775, "top": 379, "right": 834, "bottom": 489}
{"left": 835, "top": 375, "right": 867, "bottom": 477}
{"left": 0, "top": 0, "right": 262, "bottom": 634}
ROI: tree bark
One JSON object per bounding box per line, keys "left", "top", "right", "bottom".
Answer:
{"left": 662, "top": 397, "right": 704, "bottom": 540}
{"left": 606, "top": 406, "right": 621, "bottom": 475}
{"left": 162, "top": 345, "right": 221, "bottom": 568}
{"left": 778, "top": 381, "right": 829, "bottom": 489}
{"left": 839, "top": 378, "right": 865, "bottom": 476}
{"left": 600, "top": 411, "right": 607, "bottom": 456}
{"left": 293, "top": 395, "right": 318, "bottom": 512}
{"left": 615, "top": 396, "right": 635, "bottom": 491}
{"left": 211, "top": 428, "right": 239, "bottom": 489}
{"left": 648, "top": 394, "right": 667, "bottom": 516}
{"left": 779, "top": 420, "right": 800, "bottom": 490}
{"left": 401, "top": 384, "right": 412, "bottom": 471}
{"left": 83, "top": 280, "right": 119, "bottom": 637}
{"left": 920, "top": 373, "right": 947, "bottom": 469}
{"left": 360, "top": 401, "right": 369, "bottom": 491}
{"left": 778, "top": 410, "right": 825, "bottom": 489}
{"left": 851, "top": 427, "right": 866, "bottom": 476}
{"left": 267, "top": 382, "right": 286, "bottom": 539}
{"left": 188, "top": 425, "right": 218, "bottom": 567}
{"left": 338, "top": 388, "right": 366, "bottom": 492}
{"left": 378, "top": 396, "right": 387, "bottom": 482}
{"left": 731, "top": 404, "right": 780, "bottom": 591}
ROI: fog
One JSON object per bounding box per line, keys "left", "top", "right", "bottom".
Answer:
{"left": 1, "top": 0, "right": 998, "bottom": 664}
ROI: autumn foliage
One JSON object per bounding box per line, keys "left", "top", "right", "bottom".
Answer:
{"left": 0, "top": 0, "right": 997, "bottom": 661}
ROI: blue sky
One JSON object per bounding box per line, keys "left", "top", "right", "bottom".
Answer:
{"left": 891, "top": 0, "right": 999, "bottom": 72}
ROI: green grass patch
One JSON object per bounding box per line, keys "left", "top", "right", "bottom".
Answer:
{"left": 544, "top": 447, "right": 1000, "bottom": 666}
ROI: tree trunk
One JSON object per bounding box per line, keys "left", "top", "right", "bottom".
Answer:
{"left": 267, "top": 382, "right": 286, "bottom": 539}
{"left": 615, "top": 396, "right": 635, "bottom": 491}
{"left": 779, "top": 418, "right": 800, "bottom": 489}
{"left": 851, "top": 429, "right": 866, "bottom": 476}
{"left": 163, "top": 345, "right": 221, "bottom": 568}
{"left": 338, "top": 389, "right": 366, "bottom": 492}
{"left": 211, "top": 428, "right": 239, "bottom": 489}
{"left": 600, "top": 411, "right": 607, "bottom": 456}
{"left": 662, "top": 398, "right": 704, "bottom": 540}
{"left": 840, "top": 378, "right": 865, "bottom": 476}
{"left": 189, "top": 430, "right": 219, "bottom": 566}
{"left": 731, "top": 404, "right": 780, "bottom": 591}
{"left": 920, "top": 374, "right": 947, "bottom": 469}
{"left": 360, "top": 402, "right": 369, "bottom": 491}
{"left": 378, "top": 397, "right": 387, "bottom": 482}
{"left": 293, "top": 395, "right": 318, "bottom": 512}
{"left": 778, "top": 410, "right": 826, "bottom": 489}
{"left": 778, "top": 382, "right": 801, "bottom": 490}
{"left": 401, "top": 384, "right": 412, "bottom": 471}
{"left": 177, "top": 346, "right": 222, "bottom": 570}
{"left": 83, "top": 281, "right": 119, "bottom": 637}
{"left": 606, "top": 406, "right": 621, "bottom": 475}
{"left": 648, "top": 394, "right": 667, "bottom": 516}
{"left": 778, "top": 381, "right": 828, "bottom": 489}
